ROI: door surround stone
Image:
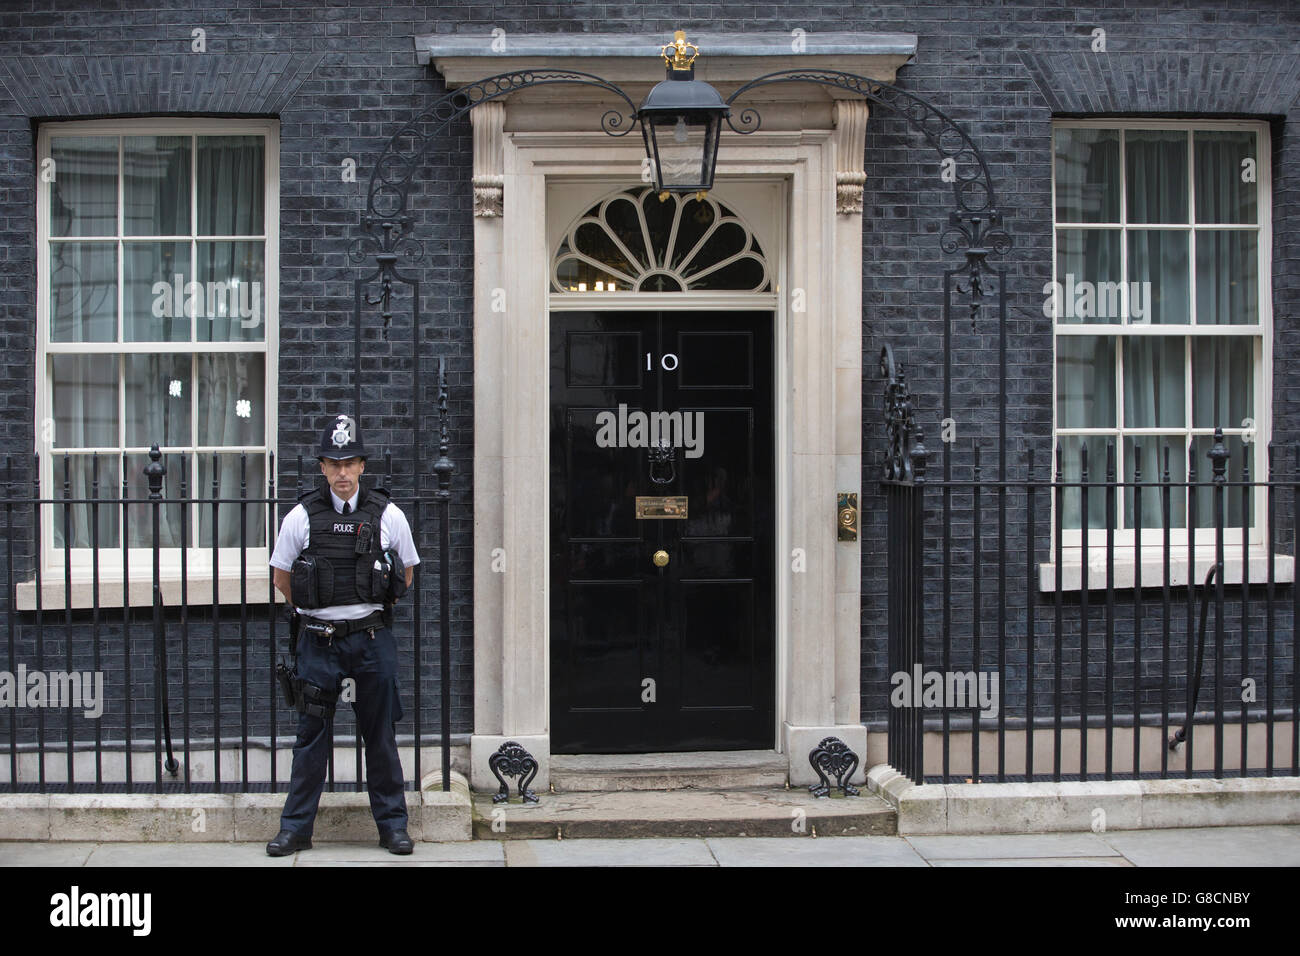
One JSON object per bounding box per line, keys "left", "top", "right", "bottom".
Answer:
{"left": 422, "top": 34, "right": 918, "bottom": 790}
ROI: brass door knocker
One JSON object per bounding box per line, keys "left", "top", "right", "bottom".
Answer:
{"left": 649, "top": 439, "right": 676, "bottom": 485}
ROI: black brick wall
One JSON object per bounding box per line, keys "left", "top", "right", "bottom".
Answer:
{"left": 0, "top": 1, "right": 1297, "bottom": 755}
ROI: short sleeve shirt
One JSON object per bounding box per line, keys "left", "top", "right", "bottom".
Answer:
{"left": 270, "top": 487, "right": 420, "bottom": 621}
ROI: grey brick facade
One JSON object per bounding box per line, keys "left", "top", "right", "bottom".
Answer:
{"left": 0, "top": 1, "right": 1296, "bottom": 758}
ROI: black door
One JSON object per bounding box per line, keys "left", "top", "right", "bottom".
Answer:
{"left": 550, "top": 310, "right": 775, "bottom": 753}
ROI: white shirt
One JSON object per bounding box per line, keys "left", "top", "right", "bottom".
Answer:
{"left": 269, "top": 488, "right": 421, "bottom": 621}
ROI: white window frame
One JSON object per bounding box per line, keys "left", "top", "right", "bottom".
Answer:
{"left": 32, "top": 117, "right": 279, "bottom": 602}
{"left": 1045, "top": 118, "right": 1286, "bottom": 588}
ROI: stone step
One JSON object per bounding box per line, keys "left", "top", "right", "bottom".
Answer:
{"left": 1, "top": 773, "right": 474, "bottom": 843}
{"left": 473, "top": 787, "right": 897, "bottom": 840}
{"left": 549, "top": 750, "right": 789, "bottom": 792}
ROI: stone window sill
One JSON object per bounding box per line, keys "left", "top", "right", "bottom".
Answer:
{"left": 15, "top": 572, "right": 285, "bottom": 611}
{"left": 1038, "top": 549, "right": 1294, "bottom": 592}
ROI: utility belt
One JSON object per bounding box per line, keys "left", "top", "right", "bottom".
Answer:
{"left": 274, "top": 610, "right": 386, "bottom": 719}
{"left": 297, "top": 610, "right": 386, "bottom": 644}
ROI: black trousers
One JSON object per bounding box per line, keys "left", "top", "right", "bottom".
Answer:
{"left": 279, "top": 625, "right": 407, "bottom": 837}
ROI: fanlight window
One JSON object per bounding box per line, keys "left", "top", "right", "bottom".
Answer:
{"left": 552, "top": 187, "right": 771, "bottom": 293}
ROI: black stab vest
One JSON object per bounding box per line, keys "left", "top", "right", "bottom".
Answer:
{"left": 299, "top": 485, "right": 391, "bottom": 607}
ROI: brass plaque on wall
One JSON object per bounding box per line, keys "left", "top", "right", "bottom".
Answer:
{"left": 636, "top": 496, "right": 689, "bottom": 519}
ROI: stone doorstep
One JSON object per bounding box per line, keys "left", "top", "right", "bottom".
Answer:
{"left": 866, "top": 764, "right": 1300, "bottom": 835}
{"left": 470, "top": 787, "right": 899, "bottom": 840}
{"left": 1, "top": 772, "right": 474, "bottom": 844}
{"left": 549, "top": 750, "right": 789, "bottom": 792}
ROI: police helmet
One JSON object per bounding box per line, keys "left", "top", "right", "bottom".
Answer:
{"left": 317, "top": 413, "right": 369, "bottom": 460}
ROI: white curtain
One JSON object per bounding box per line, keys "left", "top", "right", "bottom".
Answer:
{"left": 49, "top": 134, "right": 267, "bottom": 551}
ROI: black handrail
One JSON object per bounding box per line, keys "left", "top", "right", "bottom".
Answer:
{"left": 1170, "top": 563, "right": 1220, "bottom": 752}
{"left": 153, "top": 587, "right": 180, "bottom": 777}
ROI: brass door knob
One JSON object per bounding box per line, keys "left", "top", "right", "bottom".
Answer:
{"left": 652, "top": 550, "right": 670, "bottom": 568}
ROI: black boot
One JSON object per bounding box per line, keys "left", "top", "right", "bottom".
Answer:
{"left": 266, "top": 829, "right": 313, "bottom": 857}
{"left": 379, "top": 828, "right": 414, "bottom": 855}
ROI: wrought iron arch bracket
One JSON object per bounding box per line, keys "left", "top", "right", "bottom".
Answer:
{"left": 724, "top": 68, "right": 1012, "bottom": 314}
{"left": 349, "top": 71, "right": 640, "bottom": 329}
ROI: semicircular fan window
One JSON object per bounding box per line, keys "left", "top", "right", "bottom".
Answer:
{"left": 552, "top": 187, "right": 771, "bottom": 294}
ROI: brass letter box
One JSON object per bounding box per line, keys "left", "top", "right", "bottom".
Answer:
{"left": 636, "top": 496, "right": 689, "bottom": 519}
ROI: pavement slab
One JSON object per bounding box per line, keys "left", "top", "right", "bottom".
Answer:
{"left": 929, "top": 857, "right": 1134, "bottom": 867}
{"left": 4, "top": 825, "right": 1300, "bottom": 866}
{"left": 1097, "top": 825, "right": 1300, "bottom": 867}
{"left": 905, "top": 832, "right": 1122, "bottom": 860}
{"left": 0, "top": 842, "right": 98, "bottom": 866}
{"left": 295, "top": 840, "right": 504, "bottom": 864}
{"left": 294, "top": 859, "right": 504, "bottom": 867}
{"left": 705, "top": 835, "right": 928, "bottom": 867}
{"left": 504, "top": 838, "right": 719, "bottom": 867}
{"left": 84, "top": 843, "right": 296, "bottom": 867}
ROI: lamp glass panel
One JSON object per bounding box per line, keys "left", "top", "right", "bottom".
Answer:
{"left": 650, "top": 115, "right": 709, "bottom": 190}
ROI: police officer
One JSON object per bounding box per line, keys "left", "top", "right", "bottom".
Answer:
{"left": 266, "top": 414, "right": 419, "bottom": 856}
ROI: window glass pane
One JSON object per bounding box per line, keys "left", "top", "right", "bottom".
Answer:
{"left": 1127, "top": 230, "right": 1189, "bottom": 324}
{"left": 124, "top": 452, "right": 185, "bottom": 548}
{"left": 689, "top": 256, "right": 766, "bottom": 291}
{"left": 195, "top": 241, "right": 265, "bottom": 342}
{"left": 123, "top": 241, "right": 190, "bottom": 341}
{"left": 1054, "top": 128, "right": 1119, "bottom": 222}
{"left": 1123, "top": 437, "right": 1187, "bottom": 530}
{"left": 196, "top": 353, "right": 265, "bottom": 446}
{"left": 50, "top": 242, "right": 117, "bottom": 342}
{"left": 197, "top": 136, "right": 264, "bottom": 236}
{"left": 602, "top": 196, "right": 649, "bottom": 271}
{"left": 195, "top": 453, "right": 267, "bottom": 548}
{"left": 123, "top": 136, "right": 191, "bottom": 236}
{"left": 1194, "top": 131, "right": 1258, "bottom": 224}
{"left": 1058, "top": 435, "right": 1112, "bottom": 530}
{"left": 574, "top": 221, "right": 638, "bottom": 277}
{"left": 1056, "top": 335, "right": 1115, "bottom": 428}
{"left": 125, "top": 353, "right": 191, "bottom": 448}
{"left": 555, "top": 257, "right": 624, "bottom": 292}
{"left": 672, "top": 197, "right": 717, "bottom": 267}
{"left": 1196, "top": 231, "right": 1258, "bottom": 325}
{"left": 51, "top": 355, "right": 118, "bottom": 448}
{"left": 50, "top": 136, "right": 117, "bottom": 237}
{"left": 681, "top": 221, "right": 746, "bottom": 277}
{"left": 1192, "top": 337, "right": 1254, "bottom": 429}
{"left": 1190, "top": 435, "right": 1254, "bottom": 529}
{"left": 51, "top": 454, "right": 120, "bottom": 549}
{"left": 1126, "top": 130, "right": 1188, "bottom": 224}
{"left": 640, "top": 188, "right": 675, "bottom": 265}
{"left": 1054, "top": 229, "right": 1121, "bottom": 324}
{"left": 1123, "top": 337, "right": 1185, "bottom": 428}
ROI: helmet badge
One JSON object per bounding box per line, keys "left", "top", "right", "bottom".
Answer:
{"left": 330, "top": 415, "right": 356, "bottom": 449}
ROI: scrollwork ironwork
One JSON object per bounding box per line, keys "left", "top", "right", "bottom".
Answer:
{"left": 724, "top": 69, "right": 1012, "bottom": 323}
{"left": 351, "top": 71, "right": 639, "bottom": 341}
{"left": 488, "top": 741, "right": 540, "bottom": 804}
{"left": 808, "top": 736, "right": 860, "bottom": 798}
{"left": 881, "top": 344, "right": 927, "bottom": 484}
{"left": 433, "top": 356, "right": 454, "bottom": 497}
{"left": 363, "top": 70, "right": 638, "bottom": 227}
{"left": 941, "top": 210, "right": 1011, "bottom": 328}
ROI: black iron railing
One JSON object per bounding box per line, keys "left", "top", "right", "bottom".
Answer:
{"left": 0, "top": 446, "right": 457, "bottom": 796}
{"left": 880, "top": 345, "right": 1298, "bottom": 785}
{"left": 882, "top": 434, "right": 1300, "bottom": 785}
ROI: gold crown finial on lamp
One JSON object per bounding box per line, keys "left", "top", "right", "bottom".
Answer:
{"left": 661, "top": 30, "right": 699, "bottom": 71}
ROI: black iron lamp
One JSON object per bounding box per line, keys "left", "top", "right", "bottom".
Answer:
{"left": 637, "top": 31, "right": 729, "bottom": 199}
